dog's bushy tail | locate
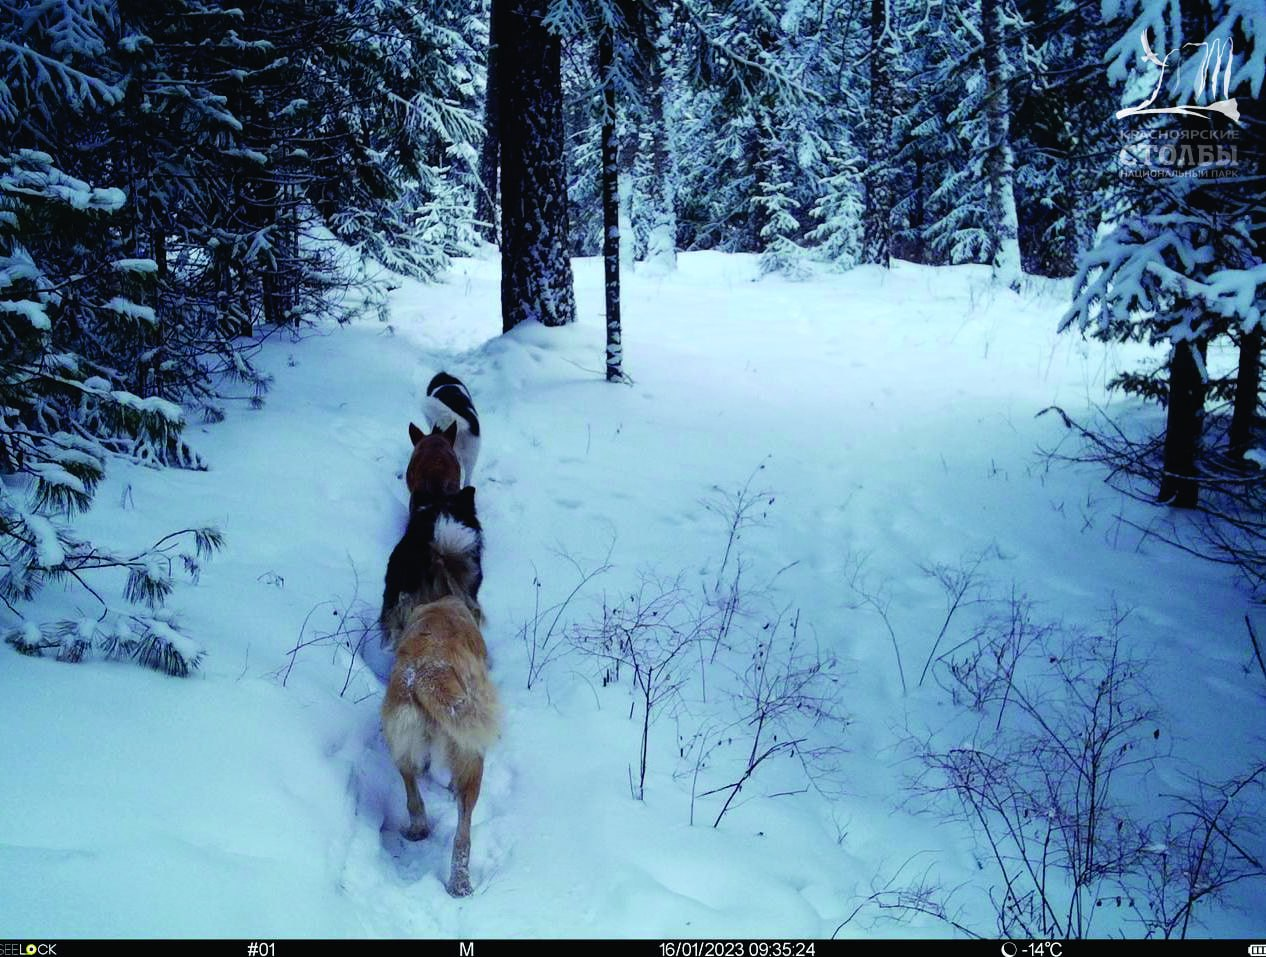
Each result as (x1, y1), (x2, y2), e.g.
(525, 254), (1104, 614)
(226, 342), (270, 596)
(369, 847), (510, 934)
(430, 515), (483, 624)
(411, 638), (502, 756)
(421, 394), (463, 435)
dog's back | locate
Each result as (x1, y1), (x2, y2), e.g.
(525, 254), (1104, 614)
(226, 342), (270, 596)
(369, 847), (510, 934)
(424, 371), (480, 486)
(426, 372), (480, 436)
(381, 487), (483, 648)
(381, 596), (501, 896)
(383, 597), (501, 763)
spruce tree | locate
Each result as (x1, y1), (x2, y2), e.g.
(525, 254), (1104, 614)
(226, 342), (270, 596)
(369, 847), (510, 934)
(1062, 0), (1265, 508)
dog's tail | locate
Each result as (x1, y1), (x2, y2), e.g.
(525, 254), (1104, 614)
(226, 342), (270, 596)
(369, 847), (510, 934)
(406, 603), (502, 755)
(421, 394), (463, 434)
(414, 644), (502, 756)
(430, 515), (483, 624)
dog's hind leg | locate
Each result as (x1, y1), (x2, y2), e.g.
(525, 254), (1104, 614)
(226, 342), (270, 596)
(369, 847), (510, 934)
(400, 770), (431, 841)
(447, 752), (484, 896)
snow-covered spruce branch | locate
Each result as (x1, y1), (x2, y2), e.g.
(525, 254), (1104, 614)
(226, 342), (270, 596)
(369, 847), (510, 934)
(675, 0), (821, 106)
(0, 38), (124, 125)
(1, 508), (223, 676)
(6, 610), (207, 677)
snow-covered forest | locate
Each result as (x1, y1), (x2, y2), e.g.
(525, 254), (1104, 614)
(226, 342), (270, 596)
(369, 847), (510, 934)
(3, 0), (1266, 940)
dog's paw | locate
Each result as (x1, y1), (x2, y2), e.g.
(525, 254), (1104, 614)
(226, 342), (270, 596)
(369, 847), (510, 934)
(402, 823), (431, 842)
(447, 871), (473, 897)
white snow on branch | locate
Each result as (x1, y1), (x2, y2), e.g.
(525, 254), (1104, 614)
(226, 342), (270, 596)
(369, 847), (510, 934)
(105, 297), (158, 325)
(29, 463), (87, 496)
(110, 391), (185, 425)
(113, 258), (159, 274)
(0, 298), (50, 330)
(20, 510), (65, 568)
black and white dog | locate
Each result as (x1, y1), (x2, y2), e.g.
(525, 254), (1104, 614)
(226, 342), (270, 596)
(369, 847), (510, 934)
(423, 372), (480, 488)
(381, 485), (484, 649)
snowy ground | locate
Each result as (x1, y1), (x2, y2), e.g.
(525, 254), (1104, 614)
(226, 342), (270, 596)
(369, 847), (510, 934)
(3, 252), (1263, 938)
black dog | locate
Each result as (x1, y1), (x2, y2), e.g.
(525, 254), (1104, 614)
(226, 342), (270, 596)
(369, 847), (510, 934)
(381, 486), (484, 650)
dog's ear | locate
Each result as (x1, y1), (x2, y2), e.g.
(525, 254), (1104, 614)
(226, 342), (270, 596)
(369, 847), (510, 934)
(441, 421), (459, 447)
(408, 422), (424, 445)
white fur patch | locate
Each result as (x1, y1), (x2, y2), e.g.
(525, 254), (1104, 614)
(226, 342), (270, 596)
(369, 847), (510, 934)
(433, 515), (479, 558)
(421, 395), (465, 433)
(383, 702), (433, 773)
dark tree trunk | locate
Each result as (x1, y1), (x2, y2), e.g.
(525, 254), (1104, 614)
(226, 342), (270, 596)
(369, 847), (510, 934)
(1229, 89), (1266, 462)
(475, 0), (501, 246)
(599, 28), (623, 382)
(747, 116), (770, 253)
(259, 166), (286, 327)
(1062, 6), (1110, 276)
(1230, 328), (1262, 460)
(1157, 1), (1219, 505)
(153, 230), (167, 279)
(861, 0), (893, 265)
(1159, 336), (1208, 508)
(497, 0), (576, 332)
(911, 148), (925, 263)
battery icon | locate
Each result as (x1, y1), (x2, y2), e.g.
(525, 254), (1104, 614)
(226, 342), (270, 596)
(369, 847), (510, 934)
(1248, 945), (1266, 955)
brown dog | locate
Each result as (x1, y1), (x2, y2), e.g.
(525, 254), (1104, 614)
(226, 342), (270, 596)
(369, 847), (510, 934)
(381, 596), (501, 897)
(406, 421), (460, 501)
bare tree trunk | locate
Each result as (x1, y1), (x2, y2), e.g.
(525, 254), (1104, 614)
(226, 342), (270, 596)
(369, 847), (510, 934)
(1063, 6), (1109, 275)
(1229, 86), (1265, 462)
(1156, 1), (1221, 503)
(599, 28), (623, 382)
(497, 0), (576, 331)
(475, 0), (501, 246)
(746, 116), (770, 253)
(980, 0), (1021, 287)
(1230, 328), (1262, 461)
(642, 33), (676, 272)
(617, 125), (637, 269)
(1159, 336), (1207, 508)
(861, 0), (893, 266)
(910, 147), (925, 263)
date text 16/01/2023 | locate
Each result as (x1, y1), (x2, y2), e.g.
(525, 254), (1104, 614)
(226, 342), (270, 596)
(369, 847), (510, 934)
(660, 943), (817, 957)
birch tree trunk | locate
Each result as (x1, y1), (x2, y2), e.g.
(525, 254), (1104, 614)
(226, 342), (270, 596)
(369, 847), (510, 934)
(475, 0), (501, 246)
(642, 27), (676, 273)
(980, 0), (1022, 287)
